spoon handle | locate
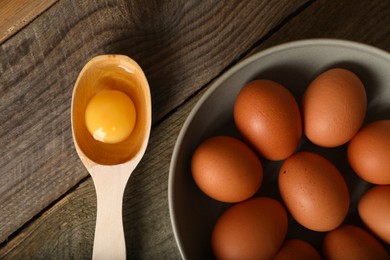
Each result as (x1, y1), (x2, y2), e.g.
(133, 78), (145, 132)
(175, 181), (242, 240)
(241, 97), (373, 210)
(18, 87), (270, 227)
(91, 170), (130, 260)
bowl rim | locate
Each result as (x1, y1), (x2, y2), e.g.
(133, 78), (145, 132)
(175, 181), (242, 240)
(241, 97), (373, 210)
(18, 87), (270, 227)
(167, 38), (390, 259)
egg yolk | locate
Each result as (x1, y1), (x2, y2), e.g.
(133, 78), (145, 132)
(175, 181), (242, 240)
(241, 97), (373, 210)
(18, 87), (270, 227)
(85, 89), (136, 144)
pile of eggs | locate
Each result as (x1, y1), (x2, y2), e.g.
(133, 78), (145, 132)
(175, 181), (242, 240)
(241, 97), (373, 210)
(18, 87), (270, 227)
(191, 68), (390, 259)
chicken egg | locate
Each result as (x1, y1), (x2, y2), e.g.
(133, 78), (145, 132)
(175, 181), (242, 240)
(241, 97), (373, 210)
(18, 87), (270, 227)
(302, 68), (366, 147)
(348, 120), (390, 184)
(323, 224), (389, 259)
(85, 89), (136, 144)
(212, 197), (287, 259)
(274, 239), (321, 260)
(234, 80), (302, 161)
(358, 185), (390, 244)
(191, 136), (263, 203)
(278, 151), (349, 232)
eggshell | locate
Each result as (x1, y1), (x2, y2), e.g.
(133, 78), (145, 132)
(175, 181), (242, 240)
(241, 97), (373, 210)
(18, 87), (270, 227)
(348, 120), (390, 184)
(274, 239), (321, 260)
(212, 197), (288, 259)
(234, 80), (302, 161)
(191, 136), (262, 203)
(302, 68), (367, 147)
(278, 151), (349, 232)
(358, 185), (390, 244)
(323, 224), (389, 260)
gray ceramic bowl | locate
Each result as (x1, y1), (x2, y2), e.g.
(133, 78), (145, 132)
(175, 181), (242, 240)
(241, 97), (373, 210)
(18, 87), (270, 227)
(168, 39), (390, 259)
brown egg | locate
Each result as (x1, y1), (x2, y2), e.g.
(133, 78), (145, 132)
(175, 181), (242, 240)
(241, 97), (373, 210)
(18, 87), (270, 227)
(323, 224), (389, 260)
(358, 185), (390, 244)
(278, 151), (349, 232)
(348, 120), (390, 184)
(191, 136), (262, 203)
(212, 197), (288, 259)
(302, 68), (366, 147)
(274, 239), (321, 260)
(234, 80), (302, 161)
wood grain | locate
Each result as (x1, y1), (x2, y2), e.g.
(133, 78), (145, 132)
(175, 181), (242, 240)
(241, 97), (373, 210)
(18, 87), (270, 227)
(0, 85), (205, 259)
(253, 0), (390, 53)
(1, 0), (389, 258)
(0, 0), (58, 44)
(0, 0), (309, 246)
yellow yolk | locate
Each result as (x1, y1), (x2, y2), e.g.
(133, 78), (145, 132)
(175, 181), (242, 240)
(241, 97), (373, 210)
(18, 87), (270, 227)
(85, 90), (136, 144)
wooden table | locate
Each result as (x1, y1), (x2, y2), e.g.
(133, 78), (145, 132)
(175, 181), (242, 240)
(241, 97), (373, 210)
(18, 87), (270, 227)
(0, 0), (389, 258)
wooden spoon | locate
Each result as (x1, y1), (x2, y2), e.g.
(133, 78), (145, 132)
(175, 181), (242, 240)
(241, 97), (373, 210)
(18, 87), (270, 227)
(71, 55), (151, 259)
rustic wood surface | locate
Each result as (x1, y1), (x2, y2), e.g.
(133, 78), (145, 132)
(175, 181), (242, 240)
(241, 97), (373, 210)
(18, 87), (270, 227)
(0, 0), (58, 44)
(0, 0), (308, 245)
(0, 0), (389, 258)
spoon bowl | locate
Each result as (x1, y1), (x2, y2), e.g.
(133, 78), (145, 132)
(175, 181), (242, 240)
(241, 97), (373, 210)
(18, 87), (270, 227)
(71, 55), (151, 259)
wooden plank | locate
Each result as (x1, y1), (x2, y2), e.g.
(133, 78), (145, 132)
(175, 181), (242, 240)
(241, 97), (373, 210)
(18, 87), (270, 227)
(0, 0), (309, 245)
(253, 0), (390, 53)
(0, 85), (204, 258)
(0, 0), (58, 44)
(1, 0), (389, 258)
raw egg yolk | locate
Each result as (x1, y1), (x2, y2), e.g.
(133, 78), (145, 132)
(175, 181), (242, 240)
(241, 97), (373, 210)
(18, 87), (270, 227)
(85, 89), (136, 144)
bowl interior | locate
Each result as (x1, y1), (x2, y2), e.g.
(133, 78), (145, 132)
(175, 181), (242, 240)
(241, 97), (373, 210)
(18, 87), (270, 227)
(169, 39), (390, 259)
